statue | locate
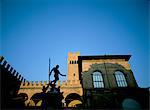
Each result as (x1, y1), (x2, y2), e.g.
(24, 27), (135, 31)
(49, 65), (66, 84)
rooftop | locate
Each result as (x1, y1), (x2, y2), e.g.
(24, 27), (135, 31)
(78, 55), (131, 61)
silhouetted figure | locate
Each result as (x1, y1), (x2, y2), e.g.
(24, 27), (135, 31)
(56, 86), (64, 108)
(41, 82), (50, 110)
(46, 82), (64, 109)
(49, 65), (66, 84)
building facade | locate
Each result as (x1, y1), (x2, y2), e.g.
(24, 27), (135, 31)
(1, 52), (149, 109)
(78, 54), (149, 109)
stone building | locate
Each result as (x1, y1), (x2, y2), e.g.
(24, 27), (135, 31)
(79, 55), (137, 88)
(78, 54), (149, 109)
(1, 52), (149, 109)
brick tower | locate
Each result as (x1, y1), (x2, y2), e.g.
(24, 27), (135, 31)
(67, 52), (80, 81)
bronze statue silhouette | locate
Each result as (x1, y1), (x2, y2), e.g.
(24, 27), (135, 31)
(41, 83), (50, 110)
(49, 65), (66, 84)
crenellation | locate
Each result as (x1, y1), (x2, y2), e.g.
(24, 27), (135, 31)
(12, 70), (16, 76)
(0, 56), (4, 63)
(20, 77), (24, 82)
(21, 82), (24, 86)
(44, 81), (47, 85)
(39, 81), (43, 86)
(9, 67), (13, 73)
(33, 81), (38, 86)
(25, 81), (29, 86)
(18, 74), (21, 80)
(0, 56), (27, 83)
(15, 72), (19, 78)
(29, 81), (33, 86)
(20, 80), (52, 87)
(6, 64), (10, 70)
(2, 60), (7, 67)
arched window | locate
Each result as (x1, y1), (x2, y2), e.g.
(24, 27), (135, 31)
(114, 71), (127, 87)
(92, 71), (104, 88)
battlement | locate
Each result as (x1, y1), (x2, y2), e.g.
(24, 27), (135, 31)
(20, 81), (50, 87)
(0, 55), (82, 91)
(68, 52), (80, 64)
(20, 80), (81, 88)
(0, 56), (27, 82)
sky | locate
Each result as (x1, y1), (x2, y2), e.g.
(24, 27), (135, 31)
(1, 0), (149, 87)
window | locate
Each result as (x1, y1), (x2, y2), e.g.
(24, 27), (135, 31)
(115, 71), (127, 87)
(92, 71), (104, 88)
(70, 60), (78, 64)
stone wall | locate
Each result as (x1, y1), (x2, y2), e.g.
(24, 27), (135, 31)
(18, 79), (83, 106)
(82, 63), (138, 89)
(0, 56), (27, 108)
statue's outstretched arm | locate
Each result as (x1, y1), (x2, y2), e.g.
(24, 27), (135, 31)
(59, 72), (66, 76)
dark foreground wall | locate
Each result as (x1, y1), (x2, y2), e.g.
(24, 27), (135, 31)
(0, 56), (27, 109)
(83, 87), (149, 109)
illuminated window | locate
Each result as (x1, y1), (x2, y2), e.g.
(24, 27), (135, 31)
(93, 71), (104, 88)
(115, 71), (127, 87)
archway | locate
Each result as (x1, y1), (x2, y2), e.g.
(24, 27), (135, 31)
(68, 100), (82, 107)
(30, 93), (42, 106)
(18, 93), (28, 100)
(65, 93), (82, 107)
(122, 98), (141, 110)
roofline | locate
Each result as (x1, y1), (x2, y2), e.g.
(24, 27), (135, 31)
(78, 55), (131, 61)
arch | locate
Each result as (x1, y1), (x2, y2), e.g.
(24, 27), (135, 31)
(30, 93), (43, 106)
(114, 71), (127, 87)
(89, 63), (130, 73)
(68, 100), (82, 107)
(92, 71), (104, 88)
(82, 63), (136, 89)
(36, 100), (42, 106)
(65, 93), (82, 107)
(93, 69), (103, 74)
(18, 93), (28, 101)
(122, 98), (141, 110)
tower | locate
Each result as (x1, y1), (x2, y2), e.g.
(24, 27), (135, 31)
(67, 52), (80, 81)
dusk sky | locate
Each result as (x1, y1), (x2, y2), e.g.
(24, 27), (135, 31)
(1, 0), (149, 87)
